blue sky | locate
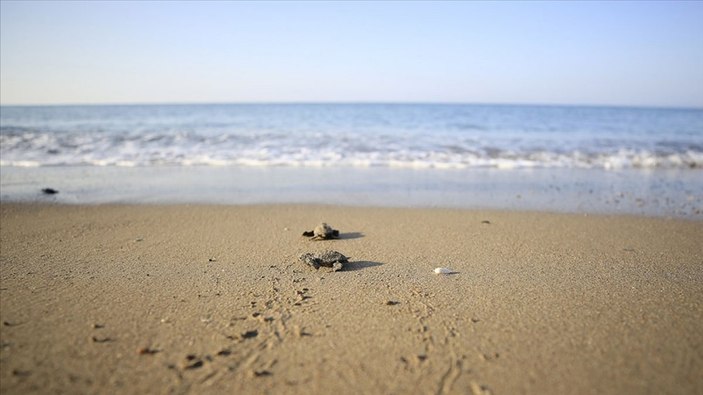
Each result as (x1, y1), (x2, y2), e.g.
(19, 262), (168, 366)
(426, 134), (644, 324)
(1, 1), (702, 107)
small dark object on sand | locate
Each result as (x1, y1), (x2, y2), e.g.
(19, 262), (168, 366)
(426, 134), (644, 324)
(299, 250), (348, 272)
(184, 360), (203, 370)
(302, 223), (340, 240)
(481, 220), (491, 224)
(137, 347), (159, 355)
(41, 188), (59, 195)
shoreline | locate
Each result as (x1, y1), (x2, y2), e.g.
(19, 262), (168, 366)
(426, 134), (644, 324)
(2, 166), (702, 219)
(1, 203), (702, 394)
(2, 200), (703, 222)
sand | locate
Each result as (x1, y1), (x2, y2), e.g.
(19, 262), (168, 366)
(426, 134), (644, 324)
(1, 203), (701, 394)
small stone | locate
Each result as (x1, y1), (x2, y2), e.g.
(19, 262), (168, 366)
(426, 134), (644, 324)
(184, 360), (203, 370)
(137, 347), (158, 355)
(12, 369), (31, 377)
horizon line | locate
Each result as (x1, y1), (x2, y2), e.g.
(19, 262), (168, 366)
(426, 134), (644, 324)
(1, 100), (701, 111)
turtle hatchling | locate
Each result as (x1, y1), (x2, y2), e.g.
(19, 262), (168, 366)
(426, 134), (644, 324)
(302, 222), (340, 240)
(299, 250), (349, 272)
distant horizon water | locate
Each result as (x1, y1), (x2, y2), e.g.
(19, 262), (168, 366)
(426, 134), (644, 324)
(2, 101), (702, 111)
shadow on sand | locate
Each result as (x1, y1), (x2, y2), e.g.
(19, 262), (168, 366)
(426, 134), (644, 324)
(343, 261), (383, 271)
(338, 232), (364, 240)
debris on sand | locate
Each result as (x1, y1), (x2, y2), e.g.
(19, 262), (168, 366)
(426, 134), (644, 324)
(41, 188), (59, 195)
(299, 250), (348, 272)
(434, 267), (453, 274)
(137, 347), (159, 355)
(302, 223), (340, 240)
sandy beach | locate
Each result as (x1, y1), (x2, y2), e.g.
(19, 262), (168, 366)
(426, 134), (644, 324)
(1, 203), (701, 394)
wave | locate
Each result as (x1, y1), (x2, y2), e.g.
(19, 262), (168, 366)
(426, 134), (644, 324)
(1, 130), (701, 169)
(2, 102), (702, 170)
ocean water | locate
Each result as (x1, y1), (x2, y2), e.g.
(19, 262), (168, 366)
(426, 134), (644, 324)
(2, 103), (702, 169)
(1, 104), (702, 217)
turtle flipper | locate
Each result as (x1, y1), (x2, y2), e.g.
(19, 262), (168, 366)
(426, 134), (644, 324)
(332, 230), (340, 238)
(302, 230), (314, 237)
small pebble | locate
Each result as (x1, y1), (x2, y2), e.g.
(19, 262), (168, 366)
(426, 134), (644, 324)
(434, 267), (452, 274)
(184, 360), (203, 370)
(137, 347), (158, 355)
(12, 369), (31, 377)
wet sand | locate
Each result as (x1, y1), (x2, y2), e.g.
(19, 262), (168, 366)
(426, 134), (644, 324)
(1, 203), (701, 394)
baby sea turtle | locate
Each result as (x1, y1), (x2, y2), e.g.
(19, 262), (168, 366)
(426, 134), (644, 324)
(302, 223), (340, 240)
(299, 250), (349, 272)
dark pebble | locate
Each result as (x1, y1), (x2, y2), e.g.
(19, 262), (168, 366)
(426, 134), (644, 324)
(185, 360), (203, 370)
(138, 347), (159, 355)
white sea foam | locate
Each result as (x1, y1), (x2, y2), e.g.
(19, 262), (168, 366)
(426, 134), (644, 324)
(1, 104), (701, 170)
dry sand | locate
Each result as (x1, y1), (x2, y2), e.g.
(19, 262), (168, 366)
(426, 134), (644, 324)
(1, 203), (701, 394)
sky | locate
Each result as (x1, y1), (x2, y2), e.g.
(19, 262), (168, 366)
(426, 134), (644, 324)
(1, 1), (702, 107)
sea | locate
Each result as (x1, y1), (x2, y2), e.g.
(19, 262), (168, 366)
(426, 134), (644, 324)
(1, 103), (702, 218)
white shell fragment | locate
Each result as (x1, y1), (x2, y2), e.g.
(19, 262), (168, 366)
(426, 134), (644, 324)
(434, 267), (452, 274)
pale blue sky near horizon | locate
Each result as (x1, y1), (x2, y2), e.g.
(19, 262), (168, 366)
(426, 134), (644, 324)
(1, 1), (702, 108)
